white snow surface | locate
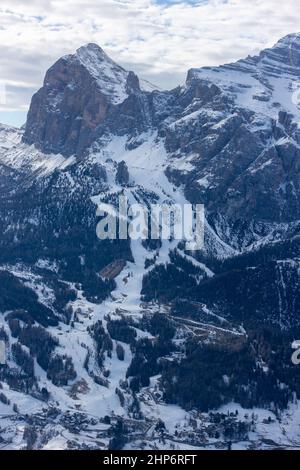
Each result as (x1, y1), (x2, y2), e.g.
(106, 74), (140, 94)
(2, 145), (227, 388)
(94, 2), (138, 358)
(1, 36), (300, 449)
(0, 129), (299, 450)
(188, 33), (300, 122)
(75, 44), (130, 105)
(0, 124), (75, 175)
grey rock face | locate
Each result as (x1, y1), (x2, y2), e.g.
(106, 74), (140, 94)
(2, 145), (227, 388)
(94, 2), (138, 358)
(22, 35), (300, 229)
(23, 44), (142, 156)
(163, 34), (300, 226)
(1, 36), (300, 442)
(21, 34), (300, 237)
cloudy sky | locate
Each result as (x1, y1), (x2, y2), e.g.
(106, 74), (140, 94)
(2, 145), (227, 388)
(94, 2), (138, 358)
(0, 0), (299, 127)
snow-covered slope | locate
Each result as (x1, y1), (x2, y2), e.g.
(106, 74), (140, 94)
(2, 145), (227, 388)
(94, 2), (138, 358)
(0, 124), (22, 153)
(187, 33), (300, 120)
(74, 43), (131, 105)
(0, 33), (300, 451)
(0, 125), (75, 177)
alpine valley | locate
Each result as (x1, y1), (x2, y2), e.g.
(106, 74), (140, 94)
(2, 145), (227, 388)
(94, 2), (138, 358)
(0, 33), (300, 450)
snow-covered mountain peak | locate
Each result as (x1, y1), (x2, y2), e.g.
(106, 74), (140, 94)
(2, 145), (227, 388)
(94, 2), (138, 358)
(74, 43), (131, 105)
(257, 32), (300, 72)
(186, 34), (300, 121)
(274, 32), (300, 51)
(77, 42), (107, 57)
(1, 33), (300, 451)
(23, 43), (142, 155)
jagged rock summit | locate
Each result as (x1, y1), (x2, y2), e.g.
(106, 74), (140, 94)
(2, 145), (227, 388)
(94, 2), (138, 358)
(23, 43), (141, 155)
(187, 32), (300, 119)
(24, 34), (300, 158)
(20, 34), (300, 226)
(0, 33), (300, 450)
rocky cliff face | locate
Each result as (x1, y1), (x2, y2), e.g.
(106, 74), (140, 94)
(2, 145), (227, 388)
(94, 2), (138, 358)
(12, 34), (300, 304)
(23, 44), (142, 156)
(0, 34), (300, 450)
(164, 33), (300, 226)
(23, 36), (300, 227)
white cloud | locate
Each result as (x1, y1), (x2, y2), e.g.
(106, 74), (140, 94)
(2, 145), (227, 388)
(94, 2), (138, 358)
(0, 0), (299, 126)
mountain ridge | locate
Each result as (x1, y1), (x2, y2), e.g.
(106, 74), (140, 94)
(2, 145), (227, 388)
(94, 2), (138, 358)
(0, 33), (299, 450)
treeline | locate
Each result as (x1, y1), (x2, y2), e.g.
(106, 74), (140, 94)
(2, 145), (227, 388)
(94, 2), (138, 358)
(161, 327), (300, 412)
(141, 251), (198, 302)
(0, 271), (58, 327)
(126, 313), (176, 392)
(141, 243), (300, 329)
(89, 320), (113, 368)
(8, 324), (76, 387)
